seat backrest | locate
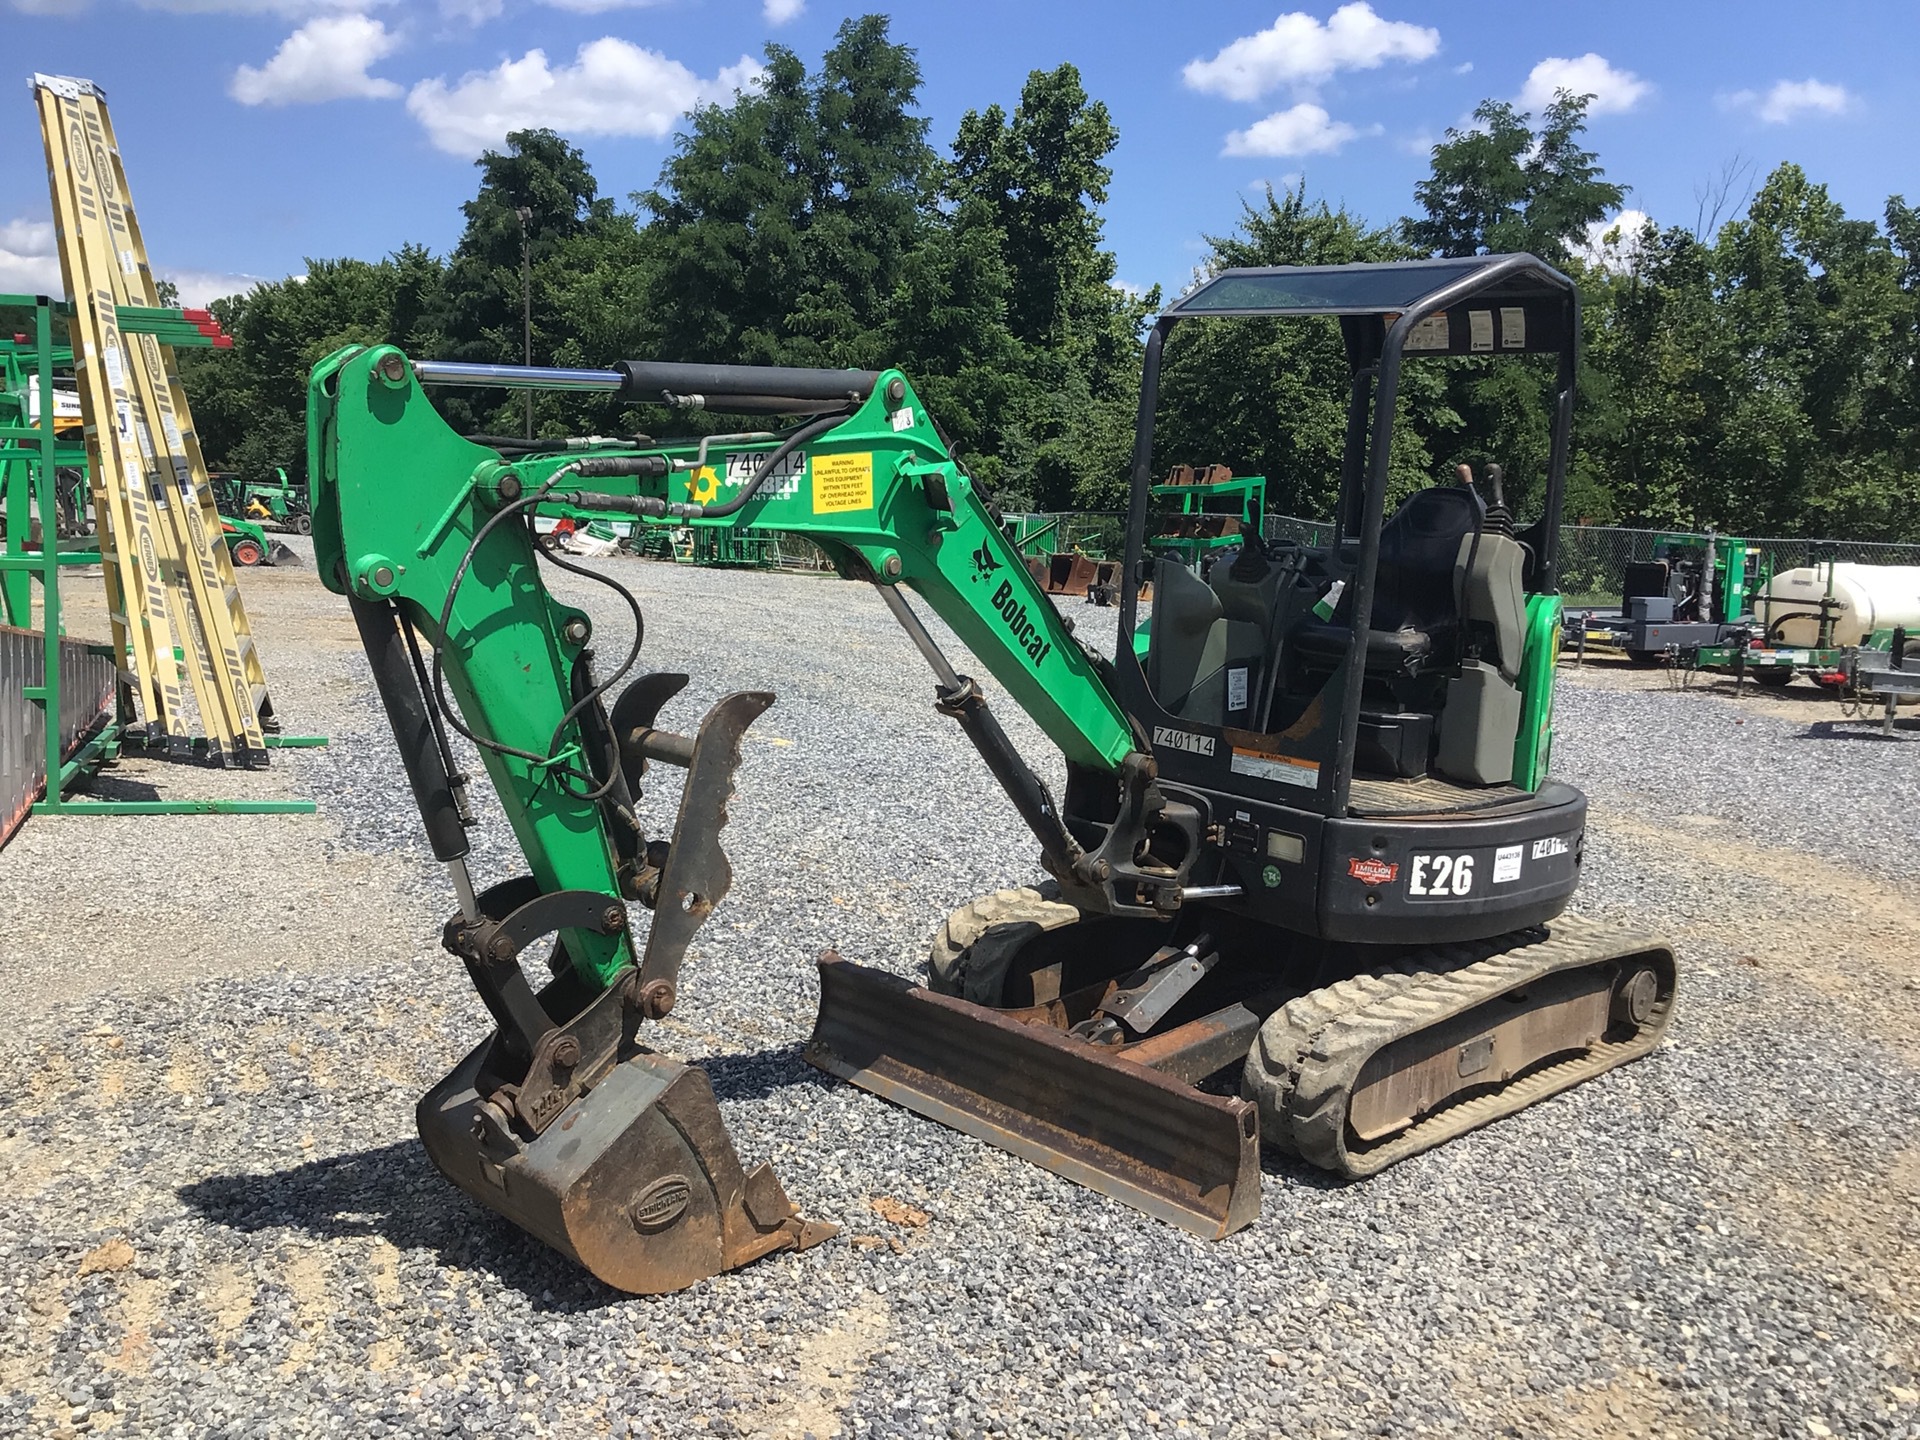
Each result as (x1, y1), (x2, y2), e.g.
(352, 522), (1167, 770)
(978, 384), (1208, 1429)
(1210, 546), (1287, 627)
(1454, 532), (1528, 683)
(1147, 559), (1226, 712)
(1371, 486), (1484, 639)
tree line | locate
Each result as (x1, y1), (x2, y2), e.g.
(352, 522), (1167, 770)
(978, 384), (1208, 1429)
(158, 15), (1920, 543)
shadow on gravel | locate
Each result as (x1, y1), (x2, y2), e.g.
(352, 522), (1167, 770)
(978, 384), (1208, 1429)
(74, 771), (164, 801)
(178, 1142), (632, 1311)
(176, 1045), (836, 1310)
(697, 1040), (839, 1101)
(1796, 719), (1918, 741)
(1256, 1150), (1352, 1190)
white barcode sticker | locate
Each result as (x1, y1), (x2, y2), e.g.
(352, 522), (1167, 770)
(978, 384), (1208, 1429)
(725, 449), (806, 498)
(1493, 844), (1523, 883)
(1227, 666), (1249, 711)
(890, 406), (914, 431)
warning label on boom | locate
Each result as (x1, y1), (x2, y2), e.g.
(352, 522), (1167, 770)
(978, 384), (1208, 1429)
(812, 452), (874, 513)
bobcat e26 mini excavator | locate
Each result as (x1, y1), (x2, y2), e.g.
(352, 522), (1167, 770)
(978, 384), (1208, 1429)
(306, 253), (1676, 1295)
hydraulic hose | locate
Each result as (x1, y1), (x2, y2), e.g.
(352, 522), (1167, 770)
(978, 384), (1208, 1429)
(699, 412), (846, 519)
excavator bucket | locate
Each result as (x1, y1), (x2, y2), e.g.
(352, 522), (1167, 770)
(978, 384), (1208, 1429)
(411, 686), (834, 1293)
(806, 955), (1263, 1239)
(418, 1040), (831, 1294)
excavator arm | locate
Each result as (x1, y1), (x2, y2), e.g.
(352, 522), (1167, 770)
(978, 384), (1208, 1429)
(303, 346), (1185, 1293)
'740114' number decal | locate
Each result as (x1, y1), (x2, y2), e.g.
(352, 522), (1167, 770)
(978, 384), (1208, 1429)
(1409, 854), (1474, 896)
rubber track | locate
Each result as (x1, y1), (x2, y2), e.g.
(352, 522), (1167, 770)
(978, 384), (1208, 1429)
(926, 884), (1079, 1000)
(1245, 913), (1676, 1177)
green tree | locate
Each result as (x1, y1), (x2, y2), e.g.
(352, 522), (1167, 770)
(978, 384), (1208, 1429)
(1407, 94), (1624, 265)
(937, 64), (1154, 509)
(182, 251), (445, 484)
(642, 16), (932, 370)
(1405, 92), (1626, 522)
(431, 128), (623, 435)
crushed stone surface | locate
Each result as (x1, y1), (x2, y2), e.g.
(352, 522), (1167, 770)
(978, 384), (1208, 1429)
(2, 544), (1916, 1439)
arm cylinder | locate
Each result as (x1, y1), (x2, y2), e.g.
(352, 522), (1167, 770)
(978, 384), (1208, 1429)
(348, 593), (471, 862)
(617, 361), (878, 405)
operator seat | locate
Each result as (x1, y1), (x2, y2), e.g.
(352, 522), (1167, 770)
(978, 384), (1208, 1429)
(1290, 484), (1485, 675)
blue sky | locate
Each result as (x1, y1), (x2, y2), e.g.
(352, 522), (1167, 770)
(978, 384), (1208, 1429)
(3, 1), (1914, 307)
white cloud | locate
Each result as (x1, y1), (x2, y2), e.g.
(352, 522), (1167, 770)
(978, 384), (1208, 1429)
(1223, 103), (1374, 157)
(0, 216), (265, 306)
(1184, 3), (1439, 102)
(438, 0), (500, 22)
(1723, 78), (1854, 125)
(406, 39), (763, 157)
(1517, 54), (1650, 116)
(1577, 208), (1653, 271)
(160, 267), (269, 306)
(137, 0), (391, 13)
(0, 217), (64, 296)
(230, 15), (402, 106)
(1452, 61), (1473, 76)
(764, 0), (803, 22)
(11, 0), (90, 15)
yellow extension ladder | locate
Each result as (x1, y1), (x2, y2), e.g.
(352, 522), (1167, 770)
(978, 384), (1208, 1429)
(33, 72), (274, 766)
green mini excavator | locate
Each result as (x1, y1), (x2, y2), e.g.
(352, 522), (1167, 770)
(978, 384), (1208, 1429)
(306, 254), (1676, 1294)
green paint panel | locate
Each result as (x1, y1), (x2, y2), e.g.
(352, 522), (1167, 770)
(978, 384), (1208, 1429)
(1511, 593), (1563, 791)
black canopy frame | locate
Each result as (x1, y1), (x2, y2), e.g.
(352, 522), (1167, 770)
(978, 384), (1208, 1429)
(1114, 253), (1581, 817)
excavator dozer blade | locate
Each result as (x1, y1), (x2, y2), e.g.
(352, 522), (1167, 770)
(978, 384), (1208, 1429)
(418, 1039), (834, 1295)
(806, 953), (1262, 1240)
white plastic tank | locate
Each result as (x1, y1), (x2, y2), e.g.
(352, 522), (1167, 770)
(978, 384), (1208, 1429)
(1759, 564), (1920, 647)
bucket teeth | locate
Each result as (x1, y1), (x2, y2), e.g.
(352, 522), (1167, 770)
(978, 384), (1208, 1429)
(417, 1040), (834, 1295)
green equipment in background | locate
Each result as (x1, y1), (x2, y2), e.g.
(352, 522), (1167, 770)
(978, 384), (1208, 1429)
(1147, 466), (1267, 573)
(0, 292), (320, 831)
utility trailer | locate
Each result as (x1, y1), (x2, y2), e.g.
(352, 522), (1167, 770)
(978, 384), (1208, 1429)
(1838, 629), (1919, 734)
(1574, 531), (1770, 662)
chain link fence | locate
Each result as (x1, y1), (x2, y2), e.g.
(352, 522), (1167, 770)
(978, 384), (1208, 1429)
(1552, 527), (1920, 609)
(1007, 509), (1920, 612)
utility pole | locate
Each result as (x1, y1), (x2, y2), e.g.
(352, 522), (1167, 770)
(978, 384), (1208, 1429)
(515, 206), (533, 439)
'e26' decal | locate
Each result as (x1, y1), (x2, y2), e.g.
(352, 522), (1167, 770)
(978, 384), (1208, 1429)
(1409, 854), (1474, 896)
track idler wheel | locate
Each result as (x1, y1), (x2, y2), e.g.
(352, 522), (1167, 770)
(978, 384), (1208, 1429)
(418, 1040), (834, 1295)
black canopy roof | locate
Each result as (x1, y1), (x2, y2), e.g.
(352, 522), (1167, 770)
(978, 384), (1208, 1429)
(1163, 253), (1575, 320)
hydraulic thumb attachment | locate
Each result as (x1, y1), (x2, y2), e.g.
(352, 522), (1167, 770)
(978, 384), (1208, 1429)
(322, 434), (834, 1291)
(406, 676), (835, 1293)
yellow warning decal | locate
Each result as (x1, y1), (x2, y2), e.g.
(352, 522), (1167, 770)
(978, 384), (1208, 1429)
(811, 452), (874, 514)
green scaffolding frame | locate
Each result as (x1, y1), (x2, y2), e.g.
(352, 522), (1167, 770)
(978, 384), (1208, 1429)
(0, 292), (321, 818)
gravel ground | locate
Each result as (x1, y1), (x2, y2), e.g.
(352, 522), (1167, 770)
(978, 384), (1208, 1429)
(2, 542), (1917, 1440)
